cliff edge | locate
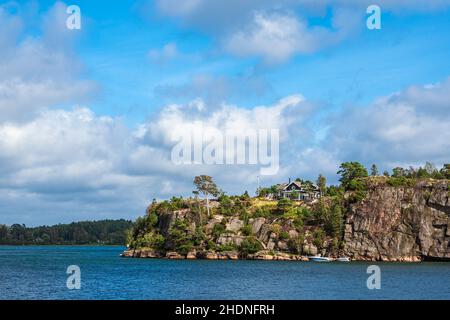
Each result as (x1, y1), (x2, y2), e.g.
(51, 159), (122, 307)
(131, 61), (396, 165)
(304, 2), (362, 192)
(344, 180), (450, 261)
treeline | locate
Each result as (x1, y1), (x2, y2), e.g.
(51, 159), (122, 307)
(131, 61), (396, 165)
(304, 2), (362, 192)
(0, 219), (132, 245)
(386, 163), (450, 179)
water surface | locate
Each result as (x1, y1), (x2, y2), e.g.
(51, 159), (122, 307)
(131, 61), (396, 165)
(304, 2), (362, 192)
(1, 246), (449, 300)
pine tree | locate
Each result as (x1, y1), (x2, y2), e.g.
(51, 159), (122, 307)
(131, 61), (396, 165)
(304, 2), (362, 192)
(370, 164), (378, 176)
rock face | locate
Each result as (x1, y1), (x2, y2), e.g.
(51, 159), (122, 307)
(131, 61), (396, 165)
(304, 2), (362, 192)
(217, 234), (245, 246)
(226, 218), (244, 233)
(344, 180), (450, 261)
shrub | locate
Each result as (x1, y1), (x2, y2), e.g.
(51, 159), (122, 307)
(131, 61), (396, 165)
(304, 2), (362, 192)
(271, 224), (281, 235)
(170, 196), (187, 210)
(287, 235), (304, 254)
(239, 237), (263, 255)
(293, 216), (304, 229)
(386, 176), (415, 187)
(313, 229), (325, 249)
(279, 230), (289, 241)
(218, 195), (234, 216)
(312, 199), (328, 222)
(327, 185), (344, 197)
(167, 220), (194, 254)
(141, 232), (165, 249)
(240, 224), (252, 236)
(217, 243), (237, 252)
(212, 222), (226, 239)
(193, 227), (206, 246)
(276, 198), (293, 215)
(206, 240), (217, 251)
(254, 205), (273, 218)
(297, 206), (312, 218)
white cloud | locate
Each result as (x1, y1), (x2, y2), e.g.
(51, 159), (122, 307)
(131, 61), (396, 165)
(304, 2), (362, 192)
(0, 95), (309, 225)
(225, 12), (309, 63)
(224, 11), (358, 63)
(153, 0), (450, 62)
(0, 3), (97, 123)
(1, 76), (449, 225)
(323, 78), (450, 170)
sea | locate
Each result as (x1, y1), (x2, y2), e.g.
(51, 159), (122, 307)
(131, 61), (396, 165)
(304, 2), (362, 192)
(0, 245), (449, 300)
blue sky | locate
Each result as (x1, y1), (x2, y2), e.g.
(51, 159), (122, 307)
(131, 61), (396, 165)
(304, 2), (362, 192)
(1, 0), (449, 225)
(18, 0), (450, 121)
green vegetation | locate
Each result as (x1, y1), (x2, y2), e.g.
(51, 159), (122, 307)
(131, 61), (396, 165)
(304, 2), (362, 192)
(239, 237), (262, 255)
(279, 230), (289, 241)
(390, 162), (449, 180)
(287, 234), (304, 254)
(337, 162), (368, 189)
(276, 197), (293, 215)
(370, 164), (378, 177)
(217, 243), (237, 252)
(316, 174), (327, 196)
(125, 161), (449, 258)
(0, 219), (132, 245)
(253, 205), (273, 218)
(312, 229), (325, 249)
(240, 224), (252, 236)
(166, 220), (194, 255)
(212, 222), (226, 238)
(194, 175), (220, 216)
(257, 185), (278, 197)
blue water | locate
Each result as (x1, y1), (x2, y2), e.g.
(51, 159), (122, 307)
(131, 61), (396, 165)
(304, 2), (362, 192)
(0, 246), (449, 300)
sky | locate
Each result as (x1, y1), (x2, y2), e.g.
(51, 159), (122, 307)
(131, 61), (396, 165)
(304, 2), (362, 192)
(0, 0), (449, 226)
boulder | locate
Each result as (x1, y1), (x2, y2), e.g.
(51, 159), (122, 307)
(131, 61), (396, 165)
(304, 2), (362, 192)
(204, 215), (224, 235)
(303, 244), (318, 256)
(251, 217), (266, 235)
(251, 251), (274, 260)
(225, 251), (239, 260)
(166, 252), (185, 259)
(267, 239), (276, 250)
(186, 251), (197, 259)
(217, 234), (245, 246)
(288, 229), (299, 239)
(205, 252), (218, 260)
(277, 241), (288, 251)
(257, 224), (272, 243)
(226, 218), (244, 233)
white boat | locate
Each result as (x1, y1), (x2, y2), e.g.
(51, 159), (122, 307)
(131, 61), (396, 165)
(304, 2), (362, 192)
(336, 257), (350, 262)
(308, 256), (332, 262)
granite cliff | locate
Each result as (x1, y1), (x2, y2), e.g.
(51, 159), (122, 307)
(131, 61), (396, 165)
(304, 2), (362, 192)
(343, 180), (450, 261)
(123, 178), (450, 262)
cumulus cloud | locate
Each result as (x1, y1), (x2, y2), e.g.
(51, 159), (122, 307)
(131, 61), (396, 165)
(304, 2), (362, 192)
(0, 95), (311, 225)
(0, 3), (97, 123)
(321, 78), (450, 171)
(1, 1), (449, 226)
(1, 76), (449, 225)
(225, 10), (359, 63)
(153, 0), (450, 63)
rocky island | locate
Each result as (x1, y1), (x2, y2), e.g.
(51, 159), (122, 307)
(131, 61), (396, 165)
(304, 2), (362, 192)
(123, 163), (450, 262)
